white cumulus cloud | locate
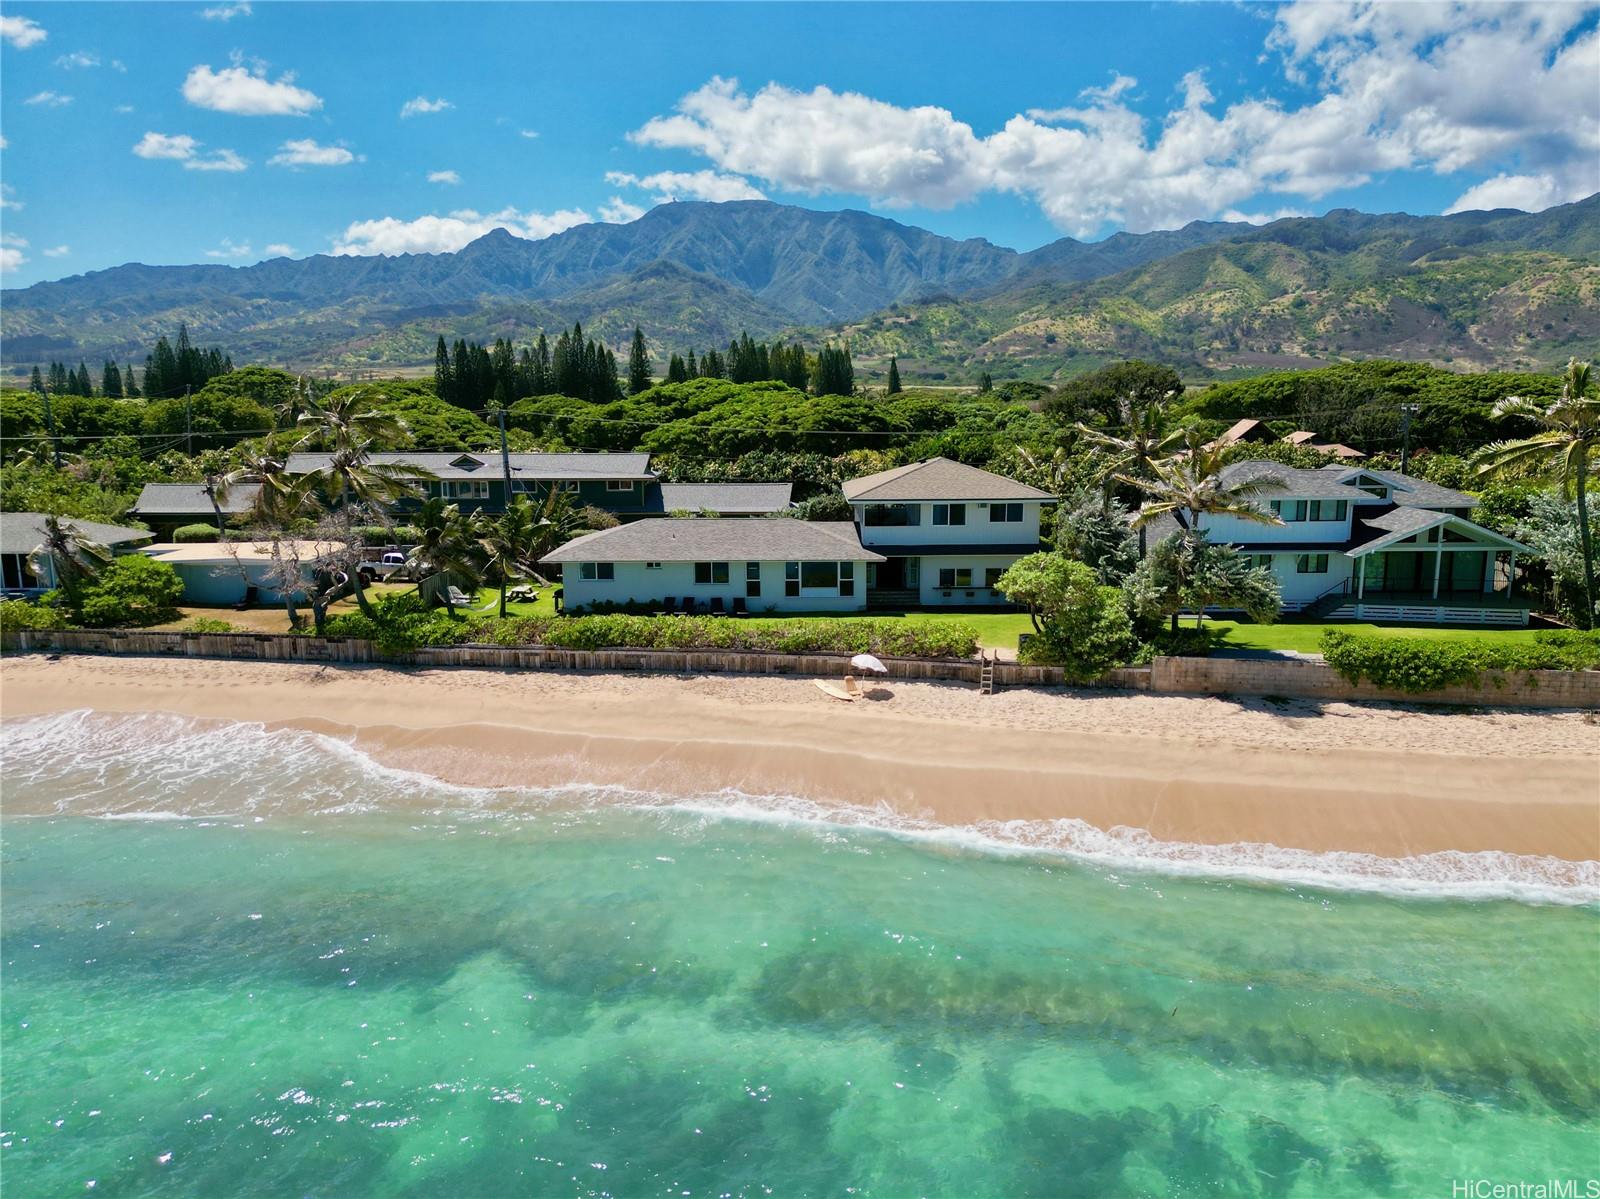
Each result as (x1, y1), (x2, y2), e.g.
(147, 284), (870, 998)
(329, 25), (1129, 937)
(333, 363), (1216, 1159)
(599, 197), (646, 224)
(54, 50), (99, 69)
(133, 131), (247, 172)
(24, 91), (73, 108)
(201, 1), (252, 20)
(605, 168), (766, 204)
(331, 206), (592, 255)
(1, 232), (28, 273)
(1, 15), (47, 49)
(400, 96), (452, 119)
(427, 169), (461, 185)
(1, 183), (22, 210)
(518, 129), (539, 139)
(205, 237), (252, 258)
(42, 244), (70, 257)
(263, 243), (296, 257)
(630, 3), (1600, 235)
(183, 63), (322, 116)
(269, 138), (357, 167)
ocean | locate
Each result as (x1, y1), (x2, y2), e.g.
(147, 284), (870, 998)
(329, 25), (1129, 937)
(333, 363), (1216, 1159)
(3, 711), (1597, 1197)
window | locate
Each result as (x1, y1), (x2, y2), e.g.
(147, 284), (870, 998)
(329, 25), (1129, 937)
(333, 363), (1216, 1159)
(449, 454), (483, 471)
(989, 503), (1023, 523)
(1247, 554), (1274, 569)
(746, 561), (761, 598)
(694, 562), (729, 585)
(801, 561), (838, 590)
(579, 562), (614, 581)
(1271, 499), (1309, 522)
(645, 561), (662, 571)
(448, 480), (490, 500)
(605, 480), (632, 492)
(1309, 499), (1348, 521)
(985, 567), (1005, 589)
(785, 561), (800, 597)
(839, 561), (854, 598)
(557, 481), (580, 494)
(863, 504), (921, 527)
(1295, 554), (1329, 574)
(932, 503), (966, 526)
(939, 567), (973, 588)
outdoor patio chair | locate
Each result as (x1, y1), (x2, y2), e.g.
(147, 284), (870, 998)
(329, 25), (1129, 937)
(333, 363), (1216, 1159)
(709, 597), (726, 615)
(731, 597), (749, 617)
(681, 597), (698, 615)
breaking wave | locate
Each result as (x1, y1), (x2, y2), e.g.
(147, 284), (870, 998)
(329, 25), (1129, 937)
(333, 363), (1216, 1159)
(3, 710), (1595, 905)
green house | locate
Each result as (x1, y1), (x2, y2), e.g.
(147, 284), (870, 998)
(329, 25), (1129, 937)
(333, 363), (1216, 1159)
(283, 451), (657, 518)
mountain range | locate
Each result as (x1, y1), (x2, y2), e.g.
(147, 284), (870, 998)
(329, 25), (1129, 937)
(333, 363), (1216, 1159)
(4, 195), (1596, 382)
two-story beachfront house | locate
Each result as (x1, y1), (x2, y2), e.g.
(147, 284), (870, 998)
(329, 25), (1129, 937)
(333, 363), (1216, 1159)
(842, 458), (1054, 607)
(541, 519), (884, 613)
(1149, 462), (1534, 625)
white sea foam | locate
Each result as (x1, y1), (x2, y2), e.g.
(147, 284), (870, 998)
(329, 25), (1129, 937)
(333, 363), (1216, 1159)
(4, 711), (1595, 905)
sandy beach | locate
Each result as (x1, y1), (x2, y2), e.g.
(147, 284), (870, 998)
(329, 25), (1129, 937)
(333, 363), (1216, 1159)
(2, 653), (1596, 862)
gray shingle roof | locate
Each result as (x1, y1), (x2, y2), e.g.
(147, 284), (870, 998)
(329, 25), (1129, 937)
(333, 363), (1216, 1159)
(283, 451), (654, 482)
(1318, 465), (1477, 509)
(541, 519), (884, 564)
(130, 482), (262, 516)
(843, 458), (1052, 502)
(0, 513), (152, 555)
(653, 482), (793, 514)
(1217, 460), (1371, 499)
(1363, 506), (1445, 535)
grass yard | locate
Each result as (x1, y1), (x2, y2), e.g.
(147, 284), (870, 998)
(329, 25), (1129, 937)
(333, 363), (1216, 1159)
(1204, 619), (1554, 654)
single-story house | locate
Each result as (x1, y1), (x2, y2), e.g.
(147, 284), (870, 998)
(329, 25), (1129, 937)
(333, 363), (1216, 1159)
(644, 482), (794, 516)
(541, 519), (884, 613)
(1143, 461), (1534, 625)
(141, 540), (344, 606)
(129, 482), (263, 539)
(1, 513), (153, 595)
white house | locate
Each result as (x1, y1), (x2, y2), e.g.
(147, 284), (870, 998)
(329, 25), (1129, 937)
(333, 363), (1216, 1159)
(842, 458), (1053, 607)
(1, 513), (153, 596)
(141, 540), (342, 606)
(1149, 462), (1534, 625)
(541, 519), (884, 614)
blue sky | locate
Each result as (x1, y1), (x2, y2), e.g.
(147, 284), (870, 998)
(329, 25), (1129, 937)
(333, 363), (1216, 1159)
(1, 1), (1596, 286)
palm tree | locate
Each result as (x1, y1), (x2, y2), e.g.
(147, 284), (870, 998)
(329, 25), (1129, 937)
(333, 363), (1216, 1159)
(1075, 392), (1186, 554)
(292, 387), (429, 616)
(1121, 428), (1287, 539)
(405, 498), (482, 614)
(474, 496), (542, 618)
(28, 516), (112, 611)
(1473, 358), (1599, 627)
(526, 485), (585, 577)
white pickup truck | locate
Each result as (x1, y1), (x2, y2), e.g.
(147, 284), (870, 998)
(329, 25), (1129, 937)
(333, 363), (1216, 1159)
(357, 551), (410, 584)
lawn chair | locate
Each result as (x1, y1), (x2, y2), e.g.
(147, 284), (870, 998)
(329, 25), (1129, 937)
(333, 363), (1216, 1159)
(445, 585), (496, 612)
(730, 597), (749, 617)
(680, 597), (698, 615)
(709, 597), (726, 616)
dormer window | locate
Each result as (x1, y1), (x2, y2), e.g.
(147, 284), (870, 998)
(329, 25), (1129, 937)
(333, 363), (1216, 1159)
(450, 454), (484, 471)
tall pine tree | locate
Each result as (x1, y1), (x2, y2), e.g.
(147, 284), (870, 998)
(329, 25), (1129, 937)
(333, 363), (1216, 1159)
(886, 355), (902, 394)
(627, 326), (651, 394)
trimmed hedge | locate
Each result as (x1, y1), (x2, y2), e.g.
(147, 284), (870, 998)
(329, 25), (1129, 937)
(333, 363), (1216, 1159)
(0, 599), (71, 632)
(324, 597), (981, 659)
(1320, 629), (1600, 693)
(172, 523), (221, 542)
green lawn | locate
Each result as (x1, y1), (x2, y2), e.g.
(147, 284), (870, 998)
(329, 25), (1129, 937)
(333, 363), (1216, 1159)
(473, 587), (1543, 656)
(1204, 619), (1551, 654)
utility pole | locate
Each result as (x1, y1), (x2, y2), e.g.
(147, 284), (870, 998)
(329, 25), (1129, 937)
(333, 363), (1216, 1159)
(1398, 403), (1419, 475)
(495, 406), (514, 506)
(184, 385), (193, 457)
(41, 384), (61, 468)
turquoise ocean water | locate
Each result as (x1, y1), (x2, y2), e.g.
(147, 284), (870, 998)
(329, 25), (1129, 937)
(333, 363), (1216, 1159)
(2, 711), (1597, 1197)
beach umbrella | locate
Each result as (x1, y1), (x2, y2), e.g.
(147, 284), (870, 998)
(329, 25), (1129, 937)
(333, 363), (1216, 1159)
(850, 653), (888, 674)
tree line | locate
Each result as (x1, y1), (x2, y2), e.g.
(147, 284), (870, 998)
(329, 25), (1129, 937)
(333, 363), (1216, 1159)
(663, 334), (853, 396)
(434, 322), (622, 410)
(30, 323), (233, 401)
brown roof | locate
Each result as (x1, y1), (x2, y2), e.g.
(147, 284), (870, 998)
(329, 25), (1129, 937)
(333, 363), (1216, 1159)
(842, 458), (1052, 502)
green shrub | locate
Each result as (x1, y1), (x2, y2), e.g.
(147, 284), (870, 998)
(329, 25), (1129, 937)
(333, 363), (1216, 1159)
(172, 523), (220, 543)
(183, 617), (236, 633)
(323, 591), (472, 653)
(1320, 629), (1600, 693)
(76, 556), (185, 627)
(0, 599), (72, 632)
